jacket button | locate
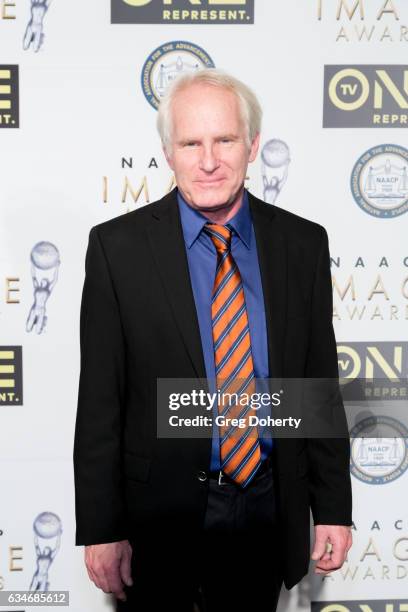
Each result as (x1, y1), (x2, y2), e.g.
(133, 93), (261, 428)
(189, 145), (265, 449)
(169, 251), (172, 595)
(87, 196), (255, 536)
(197, 471), (207, 482)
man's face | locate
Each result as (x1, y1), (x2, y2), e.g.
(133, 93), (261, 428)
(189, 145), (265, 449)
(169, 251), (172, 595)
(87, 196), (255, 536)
(164, 83), (260, 212)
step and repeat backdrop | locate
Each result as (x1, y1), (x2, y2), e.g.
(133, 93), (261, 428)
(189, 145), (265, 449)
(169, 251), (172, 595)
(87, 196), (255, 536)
(0, 1), (407, 611)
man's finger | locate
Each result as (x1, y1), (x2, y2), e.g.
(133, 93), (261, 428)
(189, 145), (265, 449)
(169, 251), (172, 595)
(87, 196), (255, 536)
(85, 565), (96, 584)
(84, 541), (132, 599)
(105, 564), (127, 602)
(119, 547), (133, 587)
(91, 563), (111, 594)
(314, 543), (347, 573)
(84, 551), (99, 586)
(311, 530), (328, 561)
(315, 558), (342, 573)
(327, 548), (344, 569)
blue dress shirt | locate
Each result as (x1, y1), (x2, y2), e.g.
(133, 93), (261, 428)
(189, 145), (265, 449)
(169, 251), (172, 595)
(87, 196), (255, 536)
(177, 188), (273, 471)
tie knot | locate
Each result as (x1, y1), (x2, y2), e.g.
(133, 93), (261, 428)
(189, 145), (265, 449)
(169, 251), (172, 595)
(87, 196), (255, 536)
(203, 223), (232, 255)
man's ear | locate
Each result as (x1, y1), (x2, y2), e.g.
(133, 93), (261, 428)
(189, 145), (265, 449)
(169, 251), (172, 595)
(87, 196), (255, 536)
(248, 132), (260, 163)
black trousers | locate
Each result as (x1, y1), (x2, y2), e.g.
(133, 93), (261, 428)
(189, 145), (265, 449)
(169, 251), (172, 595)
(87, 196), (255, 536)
(199, 462), (282, 612)
(117, 463), (282, 612)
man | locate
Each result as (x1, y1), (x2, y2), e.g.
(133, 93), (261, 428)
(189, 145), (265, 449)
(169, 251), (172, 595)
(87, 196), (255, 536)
(73, 69), (352, 612)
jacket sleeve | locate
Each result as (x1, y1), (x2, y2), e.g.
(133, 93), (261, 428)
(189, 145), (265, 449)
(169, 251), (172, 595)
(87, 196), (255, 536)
(305, 226), (352, 526)
(73, 226), (128, 545)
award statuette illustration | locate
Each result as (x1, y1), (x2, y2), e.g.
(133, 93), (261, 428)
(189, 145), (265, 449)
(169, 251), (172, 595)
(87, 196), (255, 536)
(261, 138), (291, 205)
(29, 512), (62, 591)
(26, 241), (60, 335)
(23, 0), (52, 53)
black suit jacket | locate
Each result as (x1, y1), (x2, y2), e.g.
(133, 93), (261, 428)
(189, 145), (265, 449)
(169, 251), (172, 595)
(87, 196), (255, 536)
(73, 188), (352, 589)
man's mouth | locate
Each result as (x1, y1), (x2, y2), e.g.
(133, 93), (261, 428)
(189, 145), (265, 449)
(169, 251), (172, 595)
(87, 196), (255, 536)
(196, 178), (226, 186)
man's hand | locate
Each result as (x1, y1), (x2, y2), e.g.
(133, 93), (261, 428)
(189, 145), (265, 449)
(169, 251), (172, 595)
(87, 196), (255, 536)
(311, 525), (352, 574)
(85, 540), (133, 602)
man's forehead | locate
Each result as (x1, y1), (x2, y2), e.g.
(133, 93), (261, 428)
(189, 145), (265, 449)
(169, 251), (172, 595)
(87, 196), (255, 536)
(172, 87), (241, 125)
(172, 82), (239, 108)
(173, 121), (241, 139)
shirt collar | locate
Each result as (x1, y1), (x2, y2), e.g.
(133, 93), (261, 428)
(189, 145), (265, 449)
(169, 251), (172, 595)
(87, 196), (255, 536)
(227, 190), (251, 249)
(176, 188), (252, 250)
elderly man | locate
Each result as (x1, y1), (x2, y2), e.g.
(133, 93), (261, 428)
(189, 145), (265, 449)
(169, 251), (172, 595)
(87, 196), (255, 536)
(73, 69), (352, 612)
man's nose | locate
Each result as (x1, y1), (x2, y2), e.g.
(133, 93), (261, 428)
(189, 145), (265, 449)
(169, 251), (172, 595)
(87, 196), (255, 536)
(199, 144), (219, 172)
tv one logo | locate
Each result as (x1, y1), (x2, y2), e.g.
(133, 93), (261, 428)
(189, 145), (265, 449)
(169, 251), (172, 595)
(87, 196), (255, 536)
(111, 0), (254, 23)
(311, 601), (408, 612)
(0, 346), (23, 405)
(337, 342), (407, 380)
(0, 65), (19, 128)
(323, 65), (408, 127)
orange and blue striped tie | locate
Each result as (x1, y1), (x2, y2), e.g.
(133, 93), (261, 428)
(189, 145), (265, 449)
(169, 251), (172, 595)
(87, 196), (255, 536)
(204, 222), (262, 488)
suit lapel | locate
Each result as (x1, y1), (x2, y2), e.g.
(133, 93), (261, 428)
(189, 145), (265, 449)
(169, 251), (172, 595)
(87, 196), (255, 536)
(146, 190), (207, 379)
(249, 192), (287, 379)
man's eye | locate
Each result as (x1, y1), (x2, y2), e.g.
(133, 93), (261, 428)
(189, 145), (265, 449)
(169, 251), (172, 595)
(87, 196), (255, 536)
(185, 142), (198, 147)
(221, 138), (232, 144)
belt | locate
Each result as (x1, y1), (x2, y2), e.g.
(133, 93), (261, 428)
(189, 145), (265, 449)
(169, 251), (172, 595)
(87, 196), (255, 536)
(209, 455), (273, 486)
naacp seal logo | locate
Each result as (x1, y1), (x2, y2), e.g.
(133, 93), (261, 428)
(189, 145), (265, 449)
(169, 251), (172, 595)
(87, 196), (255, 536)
(350, 416), (408, 485)
(351, 144), (408, 218)
(141, 41), (215, 110)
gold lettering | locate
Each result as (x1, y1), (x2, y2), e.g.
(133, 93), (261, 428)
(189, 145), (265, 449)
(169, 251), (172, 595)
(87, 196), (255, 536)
(337, 345), (361, 379)
(5, 278), (19, 303)
(346, 305), (366, 320)
(123, 0), (151, 6)
(336, 0), (364, 20)
(336, 26), (350, 41)
(402, 276), (408, 299)
(390, 305), (399, 319)
(380, 25), (394, 40)
(360, 538), (381, 562)
(329, 68), (370, 110)
(371, 305), (384, 320)
(377, 0), (399, 20)
(333, 305), (341, 320)
(368, 275), (389, 300)
(357, 25), (375, 40)
(1, 1), (16, 19)
(362, 566), (376, 580)
(394, 537), (408, 561)
(162, 0), (247, 3)
(122, 176), (150, 204)
(366, 345), (402, 379)
(397, 565), (408, 579)
(374, 70), (408, 108)
(382, 565), (390, 579)
(9, 546), (23, 571)
(332, 275), (356, 300)
(340, 564), (359, 580)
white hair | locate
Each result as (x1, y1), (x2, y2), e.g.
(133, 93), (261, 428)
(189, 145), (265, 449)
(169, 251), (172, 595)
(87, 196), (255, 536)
(156, 68), (262, 152)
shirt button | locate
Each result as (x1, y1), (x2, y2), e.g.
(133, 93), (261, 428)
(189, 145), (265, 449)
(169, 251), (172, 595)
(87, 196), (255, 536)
(197, 471), (207, 482)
